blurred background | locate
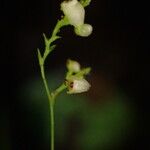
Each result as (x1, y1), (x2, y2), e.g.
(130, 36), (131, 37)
(0, 0), (149, 150)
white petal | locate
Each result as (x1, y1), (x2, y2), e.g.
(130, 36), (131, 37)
(68, 79), (91, 94)
(61, 0), (85, 26)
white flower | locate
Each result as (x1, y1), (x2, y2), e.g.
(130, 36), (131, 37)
(67, 59), (81, 73)
(61, 0), (85, 27)
(61, 0), (93, 37)
(75, 23), (93, 37)
(66, 78), (91, 94)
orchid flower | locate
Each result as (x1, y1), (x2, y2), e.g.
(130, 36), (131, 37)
(61, 0), (93, 37)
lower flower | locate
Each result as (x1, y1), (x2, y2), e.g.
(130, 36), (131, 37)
(66, 78), (91, 94)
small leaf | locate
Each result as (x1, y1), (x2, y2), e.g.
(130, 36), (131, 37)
(43, 45), (56, 61)
(80, 0), (91, 7)
(75, 67), (91, 78)
(37, 49), (43, 65)
(82, 67), (91, 74)
(50, 36), (61, 43)
(43, 33), (50, 45)
(50, 45), (56, 52)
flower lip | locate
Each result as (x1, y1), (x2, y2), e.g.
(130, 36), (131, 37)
(66, 78), (91, 94)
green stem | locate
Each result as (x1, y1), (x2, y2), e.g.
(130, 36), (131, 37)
(50, 98), (55, 150)
(52, 16), (69, 37)
(53, 83), (67, 99)
(40, 63), (54, 150)
(40, 64), (52, 99)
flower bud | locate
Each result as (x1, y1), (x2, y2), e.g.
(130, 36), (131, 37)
(66, 78), (91, 94)
(75, 23), (93, 37)
(61, 0), (85, 26)
(67, 59), (81, 73)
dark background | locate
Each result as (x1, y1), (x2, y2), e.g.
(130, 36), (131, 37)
(0, 0), (149, 150)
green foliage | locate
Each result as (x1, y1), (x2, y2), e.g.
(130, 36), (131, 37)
(37, 48), (43, 65)
(38, 17), (69, 65)
(75, 67), (91, 78)
(80, 0), (92, 7)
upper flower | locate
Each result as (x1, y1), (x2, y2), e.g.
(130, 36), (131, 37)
(61, 0), (85, 27)
(61, 0), (93, 37)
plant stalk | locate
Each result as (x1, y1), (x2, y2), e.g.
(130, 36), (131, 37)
(50, 99), (55, 150)
(40, 63), (55, 150)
